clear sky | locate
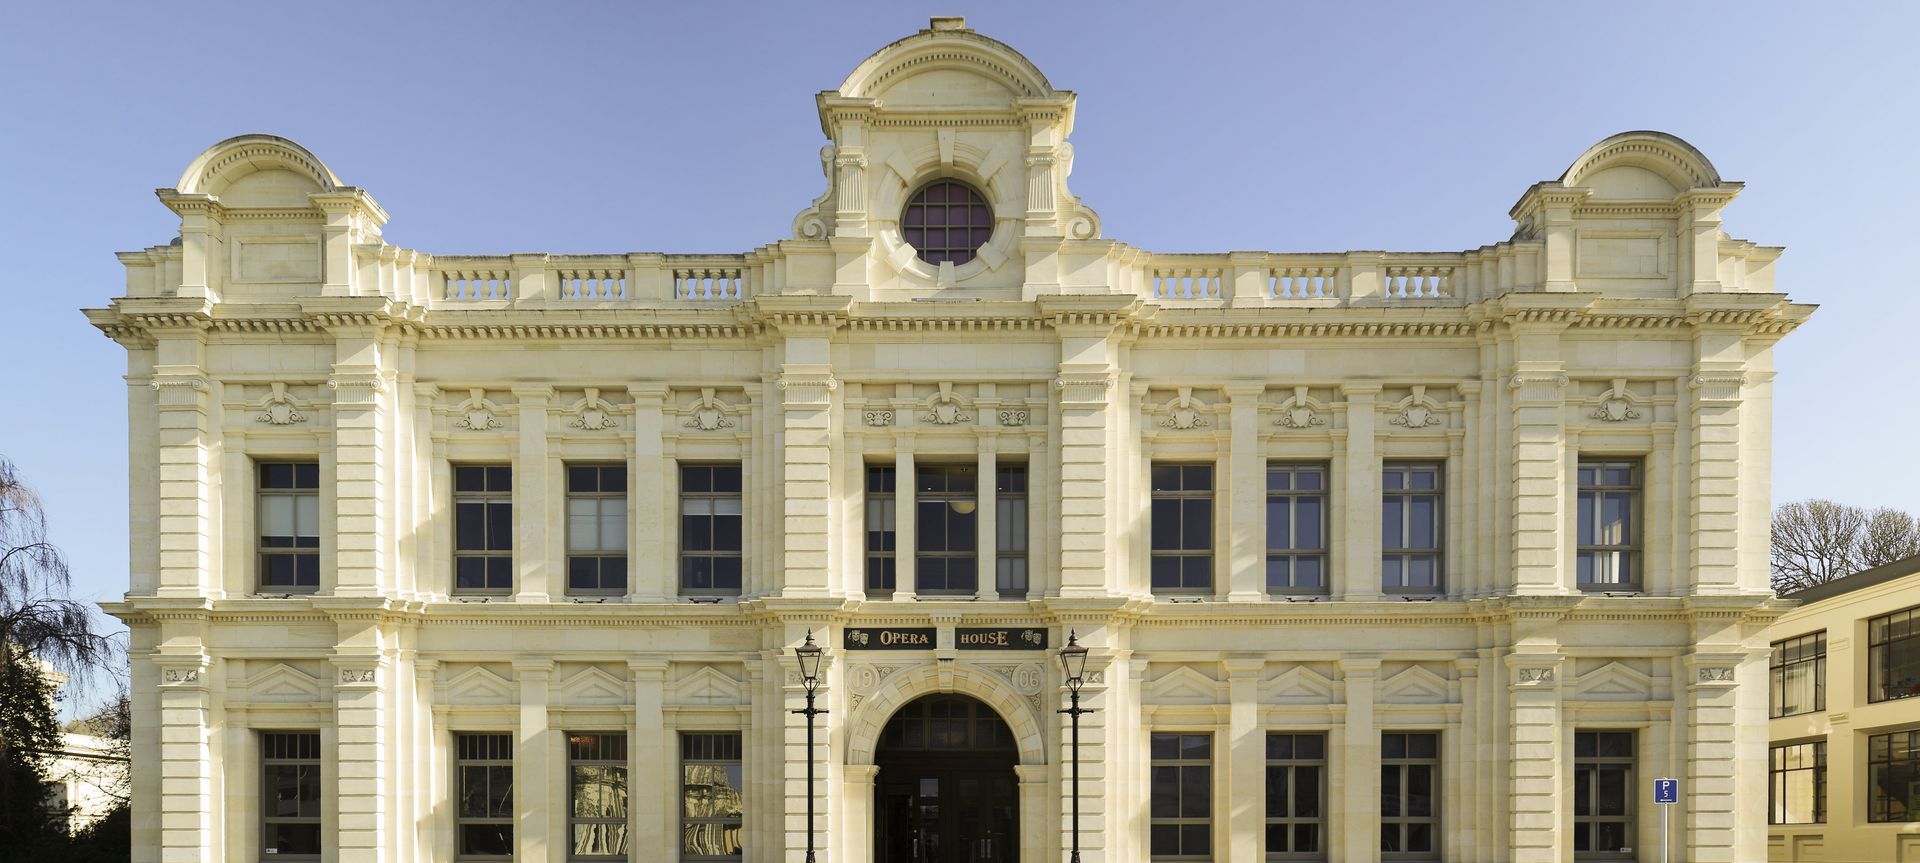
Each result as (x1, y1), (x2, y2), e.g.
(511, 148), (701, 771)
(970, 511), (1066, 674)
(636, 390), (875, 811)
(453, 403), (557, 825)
(3, 1), (1916, 662)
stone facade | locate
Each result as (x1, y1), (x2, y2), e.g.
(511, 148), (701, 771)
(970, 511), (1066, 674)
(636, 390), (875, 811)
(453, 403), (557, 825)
(88, 17), (1809, 863)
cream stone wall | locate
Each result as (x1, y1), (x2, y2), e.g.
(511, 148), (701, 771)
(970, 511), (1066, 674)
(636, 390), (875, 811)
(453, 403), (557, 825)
(1766, 559), (1920, 863)
(89, 17), (1808, 863)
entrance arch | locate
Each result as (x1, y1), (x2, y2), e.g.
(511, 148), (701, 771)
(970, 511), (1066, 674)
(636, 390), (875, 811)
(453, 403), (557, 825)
(872, 694), (1019, 863)
(844, 664), (1048, 767)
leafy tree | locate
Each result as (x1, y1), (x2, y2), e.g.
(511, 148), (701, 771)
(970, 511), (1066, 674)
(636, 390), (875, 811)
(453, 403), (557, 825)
(1772, 499), (1920, 592)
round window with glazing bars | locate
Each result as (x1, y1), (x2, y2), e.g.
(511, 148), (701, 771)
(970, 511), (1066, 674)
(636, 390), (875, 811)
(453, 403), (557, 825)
(901, 180), (993, 266)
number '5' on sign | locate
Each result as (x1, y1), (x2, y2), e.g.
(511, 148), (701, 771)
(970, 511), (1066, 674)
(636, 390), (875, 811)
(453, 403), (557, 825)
(1654, 778), (1678, 804)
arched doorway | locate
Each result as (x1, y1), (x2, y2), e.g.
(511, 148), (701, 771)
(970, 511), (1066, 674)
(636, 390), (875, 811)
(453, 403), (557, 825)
(873, 693), (1020, 862)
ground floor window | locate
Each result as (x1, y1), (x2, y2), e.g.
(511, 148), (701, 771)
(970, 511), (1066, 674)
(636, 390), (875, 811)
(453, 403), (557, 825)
(456, 733), (515, 858)
(1770, 740), (1826, 825)
(261, 731), (322, 860)
(569, 732), (629, 859)
(1265, 732), (1325, 859)
(1150, 732), (1212, 859)
(682, 732), (744, 860)
(1573, 731), (1634, 857)
(1870, 730), (1920, 822)
(1380, 732), (1438, 859)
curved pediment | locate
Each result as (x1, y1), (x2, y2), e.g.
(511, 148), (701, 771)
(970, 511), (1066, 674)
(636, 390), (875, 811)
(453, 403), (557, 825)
(837, 19), (1054, 104)
(174, 133), (341, 200)
(1560, 131), (1723, 194)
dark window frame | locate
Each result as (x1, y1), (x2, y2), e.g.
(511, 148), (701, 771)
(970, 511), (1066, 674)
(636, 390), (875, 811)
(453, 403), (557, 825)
(1150, 731), (1213, 860)
(1870, 730), (1920, 822)
(566, 464), (629, 596)
(1151, 463), (1216, 594)
(1869, 607), (1920, 703)
(453, 465), (514, 595)
(866, 465), (897, 596)
(1770, 740), (1826, 825)
(900, 179), (994, 266)
(1380, 731), (1440, 860)
(1265, 732), (1327, 861)
(914, 463), (979, 596)
(256, 461), (321, 592)
(1573, 730), (1635, 859)
(455, 732), (515, 861)
(260, 731), (323, 861)
(681, 732), (745, 861)
(679, 463), (743, 596)
(996, 463), (1029, 599)
(1771, 631), (1827, 717)
(567, 732), (630, 861)
(1576, 459), (1642, 590)
(1381, 463), (1444, 594)
(1266, 463), (1329, 595)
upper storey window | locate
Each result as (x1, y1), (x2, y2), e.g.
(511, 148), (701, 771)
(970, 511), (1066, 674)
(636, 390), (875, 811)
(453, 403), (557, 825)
(902, 180), (992, 265)
(258, 462), (320, 593)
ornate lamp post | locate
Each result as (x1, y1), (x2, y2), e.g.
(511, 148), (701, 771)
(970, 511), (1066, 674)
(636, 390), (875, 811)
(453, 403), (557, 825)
(1058, 630), (1093, 863)
(792, 631), (827, 863)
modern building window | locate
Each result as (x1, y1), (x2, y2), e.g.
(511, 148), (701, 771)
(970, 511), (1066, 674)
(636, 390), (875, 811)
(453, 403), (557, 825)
(1151, 464), (1215, 593)
(1870, 731), (1920, 822)
(680, 464), (743, 595)
(1265, 733), (1326, 859)
(1266, 464), (1328, 594)
(915, 464), (978, 595)
(1573, 731), (1635, 858)
(1770, 740), (1826, 825)
(1380, 732), (1439, 859)
(1577, 460), (1641, 590)
(1771, 632), (1826, 717)
(901, 179), (992, 265)
(1382, 464), (1442, 593)
(454, 466), (514, 594)
(260, 731), (322, 859)
(257, 462), (320, 591)
(566, 465), (627, 595)
(456, 733), (514, 859)
(866, 465), (897, 596)
(1150, 732), (1212, 859)
(568, 732), (629, 860)
(681, 732), (744, 861)
(1869, 606), (1920, 702)
(996, 464), (1029, 598)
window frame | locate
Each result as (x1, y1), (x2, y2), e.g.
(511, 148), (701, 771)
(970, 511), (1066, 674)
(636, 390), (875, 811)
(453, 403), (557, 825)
(1150, 463), (1216, 595)
(1870, 730), (1920, 822)
(914, 463), (979, 596)
(566, 464), (629, 596)
(256, 461), (321, 593)
(1381, 463), (1444, 594)
(1869, 606), (1920, 704)
(900, 179), (994, 266)
(678, 463), (744, 597)
(1572, 730), (1636, 860)
(452, 465), (515, 596)
(995, 463), (1029, 599)
(1770, 631), (1827, 717)
(567, 731), (630, 861)
(1149, 731), (1213, 861)
(680, 731), (745, 862)
(1576, 459), (1643, 591)
(1265, 463), (1329, 596)
(1264, 732), (1327, 861)
(455, 732), (515, 861)
(1380, 731), (1440, 861)
(1769, 739), (1827, 825)
(260, 730), (323, 861)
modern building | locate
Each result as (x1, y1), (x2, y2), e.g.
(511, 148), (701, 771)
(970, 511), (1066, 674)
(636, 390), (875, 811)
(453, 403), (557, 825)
(88, 17), (1811, 863)
(1767, 553), (1920, 863)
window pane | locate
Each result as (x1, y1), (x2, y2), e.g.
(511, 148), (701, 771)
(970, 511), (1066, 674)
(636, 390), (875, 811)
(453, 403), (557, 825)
(264, 495), (294, 536)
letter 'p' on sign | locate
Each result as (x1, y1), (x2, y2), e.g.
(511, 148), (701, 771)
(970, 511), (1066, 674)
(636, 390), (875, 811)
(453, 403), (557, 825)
(1654, 778), (1678, 805)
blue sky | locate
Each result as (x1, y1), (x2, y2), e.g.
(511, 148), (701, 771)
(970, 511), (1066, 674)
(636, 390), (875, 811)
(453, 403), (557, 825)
(3, 2), (1916, 669)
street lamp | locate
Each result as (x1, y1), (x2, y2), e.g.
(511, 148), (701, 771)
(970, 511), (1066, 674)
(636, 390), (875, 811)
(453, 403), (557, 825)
(1058, 630), (1093, 863)
(792, 631), (828, 863)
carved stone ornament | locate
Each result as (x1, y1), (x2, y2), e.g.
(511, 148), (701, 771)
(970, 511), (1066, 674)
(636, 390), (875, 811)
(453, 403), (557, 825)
(340, 668), (377, 684)
(1589, 378), (1642, 423)
(1389, 385), (1446, 429)
(1274, 386), (1325, 429)
(255, 382), (308, 426)
(1053, 374), (1114, 405)
(998, 408), (1029, 427)
(1516, 668), (1555, 684)
(683, 388), (736, 431)
(567, 387), (620, 431)
(1158, 387), (1212, 430)
(921, 383), (974, 426)
(863, 409), (895, 427)
(162, 668), (200, 684)
(1697, 667), (1735, 683)
(453, 389), (503, 430)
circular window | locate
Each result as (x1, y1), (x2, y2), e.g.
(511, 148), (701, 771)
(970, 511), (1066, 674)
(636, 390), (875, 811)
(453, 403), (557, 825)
(901, 180), (992, 266)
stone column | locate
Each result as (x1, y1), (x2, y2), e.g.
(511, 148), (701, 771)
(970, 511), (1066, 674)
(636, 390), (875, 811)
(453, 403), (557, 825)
(514, 661), (553, 863)
(1449, 658), (1481, 862)
(894, 446), (916, 599)
(629, 661), (669, 855)
(1506, 652), (1566, 863)
(1225, 658), (1266, 860)
(1508, 331), (1570, 595)
(513, 388), (553, 602)
(151, 327), (215, 597)
(1683, 652), (1744, 863)
(629, 385), (669, 601)
(1055, 373), (1116, 597)
(783, 651), (833, 861)
(1689, 332), (1748, 594)
(976, 439), (998, 601)
(1058, 656), (1111, 862)
(1226, 383), (1266, 601)
(411, 661), (439, 863)
(777, 359), (838, 597)
(333, 653), (388, 863)
(1337, 658), (1379, 863)
(1338, 385), (1381, 601)
(155, 654), (214, 863)
(329, 326), (391, 597)
(842, 765), (880, 863)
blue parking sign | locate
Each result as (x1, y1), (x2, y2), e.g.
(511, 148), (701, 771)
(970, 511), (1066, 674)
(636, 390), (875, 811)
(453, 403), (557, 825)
(1654, 778), (1679, 804)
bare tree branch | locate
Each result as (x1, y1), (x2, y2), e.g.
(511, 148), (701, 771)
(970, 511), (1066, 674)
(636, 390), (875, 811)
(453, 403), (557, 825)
(1772, 499), (1920, 592)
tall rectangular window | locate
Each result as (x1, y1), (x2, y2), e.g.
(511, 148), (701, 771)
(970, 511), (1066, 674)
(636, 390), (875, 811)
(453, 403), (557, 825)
(1265, 733), (1325, 859)
(996, 464), (1029, 598)
(1573, 731), (1634, 858)
(567, 465), (628, 595)
(1151, 464), (1214, 593)
(681, 732), (744, 861)
(1380, 732), (1438, 859)
(1150, 732), (1211, 860)
(261, 731), (322, 860)
(1382, 464), (1442, 593)
(680, 464), (743, 595)
(258, 462), (320, 591)
(866, 466), (897, 595)
(1770, 741), (1826, 825)
(454, 466), (514, 594)
(1577, 460), (1641, 589)
(1771, 632), (1826, 717)
(1870, 606), (1920, 703)
(1870, 731), (1920, 822)
(916, 464), (978, 595)
(1266, 464), (1328, 594)
(569, 732), (629, 860)
(456, 733), (514, 859)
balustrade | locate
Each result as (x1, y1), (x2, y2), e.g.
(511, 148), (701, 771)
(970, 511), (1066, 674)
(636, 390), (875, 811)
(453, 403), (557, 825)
(1382, 265), (1454, 300)
(1150, 265), (1224, 301)
(674, 265), (745, 301)
(1271, 266), (1340, 300)
(556, 267), (628, 301)
(441, 267), (513, 301)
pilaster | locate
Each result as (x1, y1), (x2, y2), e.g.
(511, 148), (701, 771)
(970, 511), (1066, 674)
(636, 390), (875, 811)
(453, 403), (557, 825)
(513, 387), (553, 602)
(1508, 322), (1570, 595)
(333, 654), (388, 863)
(629, 385), (670, 601)
(776, 356), (838, 597)
(1683, 651), (1744, 863)
(1337, 657), (1379, 863)
(513, 660), (553, 863)
(1506, 652), (1566, 863)
(1225, 658), (1265, 860)
(329, 322), (393, 597)
(150, 323), (216, 598)
(155, 652), (214, 863)
(1226, 383), (1266, 601)
(1338, 384), (1380, 601)
(1688, 333), (1748, 593)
